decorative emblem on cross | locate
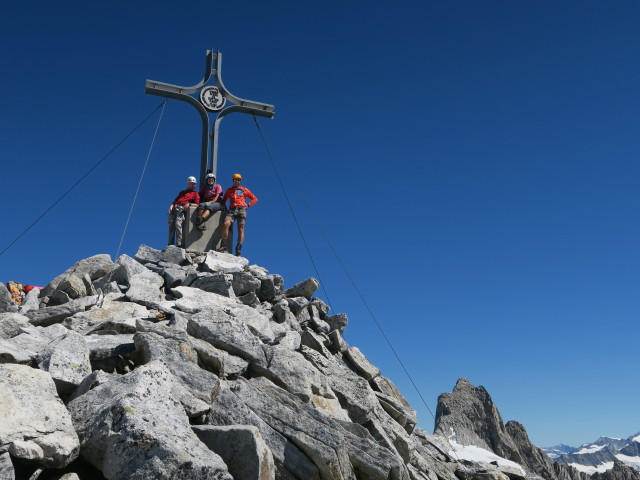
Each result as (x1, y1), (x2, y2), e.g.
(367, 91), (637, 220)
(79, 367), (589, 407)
(144, 50), (275, 185)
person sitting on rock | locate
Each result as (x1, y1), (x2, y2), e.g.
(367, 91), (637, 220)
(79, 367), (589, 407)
(195, 173), (223, 230)
(217, 173), (258, 256)
(168, 176), (200, 247)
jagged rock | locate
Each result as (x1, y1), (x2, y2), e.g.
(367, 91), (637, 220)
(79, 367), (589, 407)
(326, 329), (348, 353)
(285, 277), (319, 300)
(134, 331), (221, 403)
(26, 296), (98, 327)
(344, 346), (381, 380)
(0, 283), (19, 313)
(163, 265), (191, 288)
(285, 296), (307, 315)
(193, 425), (276, 480)
(0, 313), (30, 339)
(56, 274), (89, 300)
(68, 370), (117, 402)
(231, 271), (261, 296)
(309, 298), (331, 317)
(190, 273), (236, 298)
(18, 288), (40, 314)
(0, 452), (14, 480)
(125, 269), (164, 307)
(40, 254), (112, 303)
(326, 313), (348, 333)
(272, 299), (296, 325)
(134, 244), (189, 265)
(47, 289), (72, 306)
(256, 274), (284, 302)
(435, 378), (523, 463)
(246, 264), (269, 277)
(67, 361), (232, 480)
(59, 474), (80, 480)
(102, 254), (148, 288)
(275, 330), (301, 351)
(239, 292), (260, 305)
(201, 250), (248, 273)
(0, 364), (80, 468)
(37, 330), (92, 394)
(227, 377), (410, 480)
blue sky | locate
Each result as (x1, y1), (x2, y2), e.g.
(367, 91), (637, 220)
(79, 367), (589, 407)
(1, 1), (639, 447)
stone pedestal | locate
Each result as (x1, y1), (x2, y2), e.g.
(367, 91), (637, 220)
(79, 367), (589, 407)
(183, 206), (232, 252)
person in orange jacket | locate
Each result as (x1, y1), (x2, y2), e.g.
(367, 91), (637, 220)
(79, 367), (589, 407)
(217, 173), (258, 256)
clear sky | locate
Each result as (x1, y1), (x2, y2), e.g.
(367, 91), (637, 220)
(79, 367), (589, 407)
(1, 1), (638, 448)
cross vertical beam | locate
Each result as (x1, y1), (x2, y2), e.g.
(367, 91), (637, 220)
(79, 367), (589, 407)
(144, 50), (275, 185)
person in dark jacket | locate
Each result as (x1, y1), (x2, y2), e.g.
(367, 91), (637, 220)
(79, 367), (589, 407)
(168, 176), (200, 247)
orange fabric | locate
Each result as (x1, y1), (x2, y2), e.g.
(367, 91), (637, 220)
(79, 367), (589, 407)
(222, 186), (258, 208)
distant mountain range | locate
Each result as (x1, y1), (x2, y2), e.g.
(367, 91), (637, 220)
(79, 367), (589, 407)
(542, 433), (640, 475)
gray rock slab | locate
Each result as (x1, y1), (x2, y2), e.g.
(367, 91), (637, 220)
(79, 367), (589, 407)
(18, 288), (40, 314)
(0, 313), (30, 340)
(190, 273), (236, 298)
(68, 361), (232, 480)
(0, 324), (68, 365)
(0, 284), (19, 314)
(37, 330), (92, 394)
(41, 254), (113, 299)
(26, 296), (98, 327)
(106, 254), (148, 287)
(56, 274), (88, 300)
(344, 346), (380, 381)
(187, 310), (267, 366)
(234, 377), (410, 480)
(252, 345), (332, 402)
(62, 300), (149, 333)
(207, 385), (319, 480)
(238, 292), (260, 306)
(285, 296), (308, 315)
(0, 364), (80, 468)
(285, 277), (319, 300)
(190, 337), (249, 379)
(194, 425), (275, 480)
(231, 272), (261, 297)
(134, 332), (221, 403)
(125, 269), (165, 307)
(0, 452), (14, 480)
(200, 250), (248, 273)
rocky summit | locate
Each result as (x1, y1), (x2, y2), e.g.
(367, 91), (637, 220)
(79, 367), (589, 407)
(0, 244), (636, 480)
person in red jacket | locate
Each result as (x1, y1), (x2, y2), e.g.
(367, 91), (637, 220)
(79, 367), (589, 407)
(168, 176), (200, 247)
(217, 173), (258, 256)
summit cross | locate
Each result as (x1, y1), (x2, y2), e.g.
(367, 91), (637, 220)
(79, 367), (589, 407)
(145, 50), (275, 185)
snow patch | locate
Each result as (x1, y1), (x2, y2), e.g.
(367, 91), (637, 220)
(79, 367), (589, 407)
(448, 439), (525, 476)
(568, 462), (614, 474)
(632, 434), (640, 443)
(616, 453), (640, 466)
(574, 444), (606, 454)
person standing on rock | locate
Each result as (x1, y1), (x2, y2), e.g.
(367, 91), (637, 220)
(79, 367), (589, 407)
(195, 173), (223, 230)
(168, 176), (200, 247)
(217, 173), (258, 256)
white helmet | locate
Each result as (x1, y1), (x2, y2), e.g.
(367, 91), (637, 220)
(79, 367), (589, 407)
(187, 176), (197, 184)
(205, 173), (216, 181)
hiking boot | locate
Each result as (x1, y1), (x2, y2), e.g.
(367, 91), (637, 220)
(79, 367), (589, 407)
(197, 223), (207, 230)
(235, 244), (242, 257)
(216, 244), (227, 253)
(195, 216), (203, 226)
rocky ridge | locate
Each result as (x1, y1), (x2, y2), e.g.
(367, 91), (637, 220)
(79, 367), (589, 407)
(434, 378), (640, 480)
(2, 244), (531, 480)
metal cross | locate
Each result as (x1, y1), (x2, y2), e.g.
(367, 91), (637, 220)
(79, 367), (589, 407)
(145, 50), (275, 185)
